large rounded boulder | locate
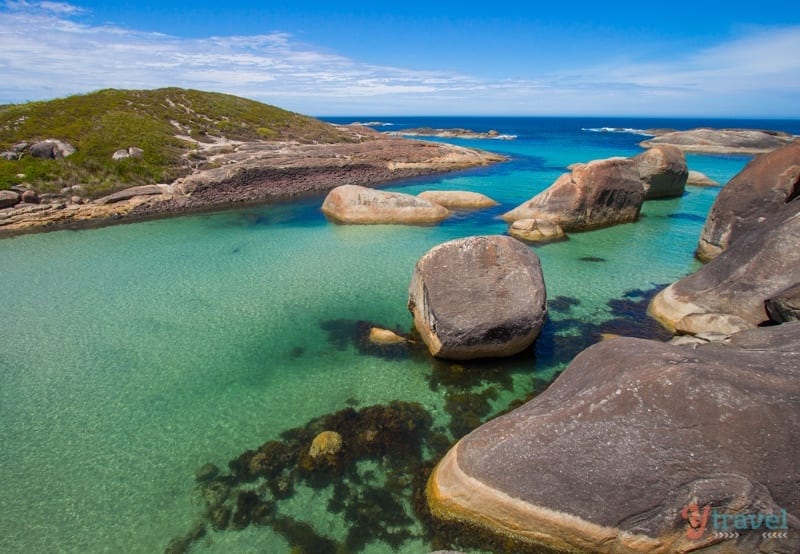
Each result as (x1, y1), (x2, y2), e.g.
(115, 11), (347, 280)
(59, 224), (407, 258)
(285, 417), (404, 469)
(408, 235), (547, 360)
(427, 323), (800, 553)
(697, 140), (800, 262)
(502, 158), (644, 231)
(633, 144), (688, 199)
(321, 184), (450, 225)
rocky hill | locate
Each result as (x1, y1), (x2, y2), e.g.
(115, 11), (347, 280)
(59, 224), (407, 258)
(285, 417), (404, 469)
(0, 88), (354, 197)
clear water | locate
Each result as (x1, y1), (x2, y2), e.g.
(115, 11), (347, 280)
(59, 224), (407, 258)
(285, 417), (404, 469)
(1, 117), (796, 553)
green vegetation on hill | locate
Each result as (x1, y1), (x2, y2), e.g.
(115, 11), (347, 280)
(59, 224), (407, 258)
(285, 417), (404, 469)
(0, 88), (351, 197)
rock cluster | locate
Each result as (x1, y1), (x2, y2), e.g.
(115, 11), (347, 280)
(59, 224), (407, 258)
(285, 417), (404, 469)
(502, 145), (689, 241)
(111, 146), (144, 160)
(1, 139), (76, 160)
(321, 185), (450, 225)
(502, 157), (645, 231)
(650, 141), (800, 332)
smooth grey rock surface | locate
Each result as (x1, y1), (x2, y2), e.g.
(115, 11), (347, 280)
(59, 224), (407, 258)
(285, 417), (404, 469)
(408, 235), (547, 359)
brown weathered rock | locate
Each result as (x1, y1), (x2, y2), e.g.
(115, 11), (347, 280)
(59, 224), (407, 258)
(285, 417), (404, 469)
(20, 190), (40, 204)
(95, 185), (167, 205)
(632, 144), (688, 199)
(321, 185), (450, 225)
(428, 323), (800, 553)
(502, 158), (644, 231)
(417, 190), (498, 209)
(368, 327), (407, 345)
(408, 235), (547, 360)
(765, 283), (800, 323)
(0, 190), (21, 209)
(308, 431), (343, 459)
(686, 170), (720, 187)
(697, 140), (800, 262)
(641, 128), (794, 154)
(675, 312), (753, 336)
(508, 218), (566, 243)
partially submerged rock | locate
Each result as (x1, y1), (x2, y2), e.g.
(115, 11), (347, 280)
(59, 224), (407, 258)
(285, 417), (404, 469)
(427, 323), (800, 553)
(632, 144), (688, 199)
(697, 140), (800, 262)
(641, 128), (794, 154)
(368, 327), (407, 345)
(308, 431), (343, 460)
(408, 235), (547, 360)
(508, 218), (566, 243)
(321, 185), (450, 225)
(686, 170), (720, 188)
(417, 190), (498, 209)
(502, 158), (644, 231)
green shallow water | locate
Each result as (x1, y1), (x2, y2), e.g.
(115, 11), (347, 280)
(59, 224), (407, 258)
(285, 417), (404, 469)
(0, 127), (750, 552)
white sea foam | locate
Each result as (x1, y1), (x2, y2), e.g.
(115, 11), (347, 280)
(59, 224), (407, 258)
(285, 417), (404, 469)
(582, 127), (655, 137)
(350, 121), (395, 127)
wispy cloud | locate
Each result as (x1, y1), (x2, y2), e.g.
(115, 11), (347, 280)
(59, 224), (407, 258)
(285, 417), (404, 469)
(5, 0), (83, 14)
(1, 2), (798, 116)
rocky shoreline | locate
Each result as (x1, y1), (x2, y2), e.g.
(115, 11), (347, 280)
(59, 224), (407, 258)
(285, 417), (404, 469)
(0, 128), (504, 237)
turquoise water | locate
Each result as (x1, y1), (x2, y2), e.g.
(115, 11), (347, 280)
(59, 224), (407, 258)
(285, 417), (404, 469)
(0, 117), (773, 552)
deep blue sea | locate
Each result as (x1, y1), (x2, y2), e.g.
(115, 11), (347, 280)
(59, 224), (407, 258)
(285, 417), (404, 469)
(1, 116), (798, 553)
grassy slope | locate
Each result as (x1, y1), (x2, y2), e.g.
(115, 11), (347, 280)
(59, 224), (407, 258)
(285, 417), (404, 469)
(0, 88), (351, 197)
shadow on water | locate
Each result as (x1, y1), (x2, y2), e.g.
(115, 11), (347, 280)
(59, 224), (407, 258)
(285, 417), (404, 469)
(668, 212), (707, 223)
(167, 283), (671, 553)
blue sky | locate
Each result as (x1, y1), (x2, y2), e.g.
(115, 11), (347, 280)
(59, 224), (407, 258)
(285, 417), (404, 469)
(1, 0), (799, 117)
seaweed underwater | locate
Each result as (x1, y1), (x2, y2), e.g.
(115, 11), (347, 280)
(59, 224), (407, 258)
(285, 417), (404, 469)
(167, 285), (667, 553)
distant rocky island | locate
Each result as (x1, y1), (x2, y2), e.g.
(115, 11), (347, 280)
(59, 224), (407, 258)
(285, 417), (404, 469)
(641, 127), (795, 154)
(0, 89), (503, 236)
(387, 127), (517, 140)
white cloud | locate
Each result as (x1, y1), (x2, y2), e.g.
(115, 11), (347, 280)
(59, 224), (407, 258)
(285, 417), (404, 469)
(4, 1), (83, 14)
(0, 3), (798, 116)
